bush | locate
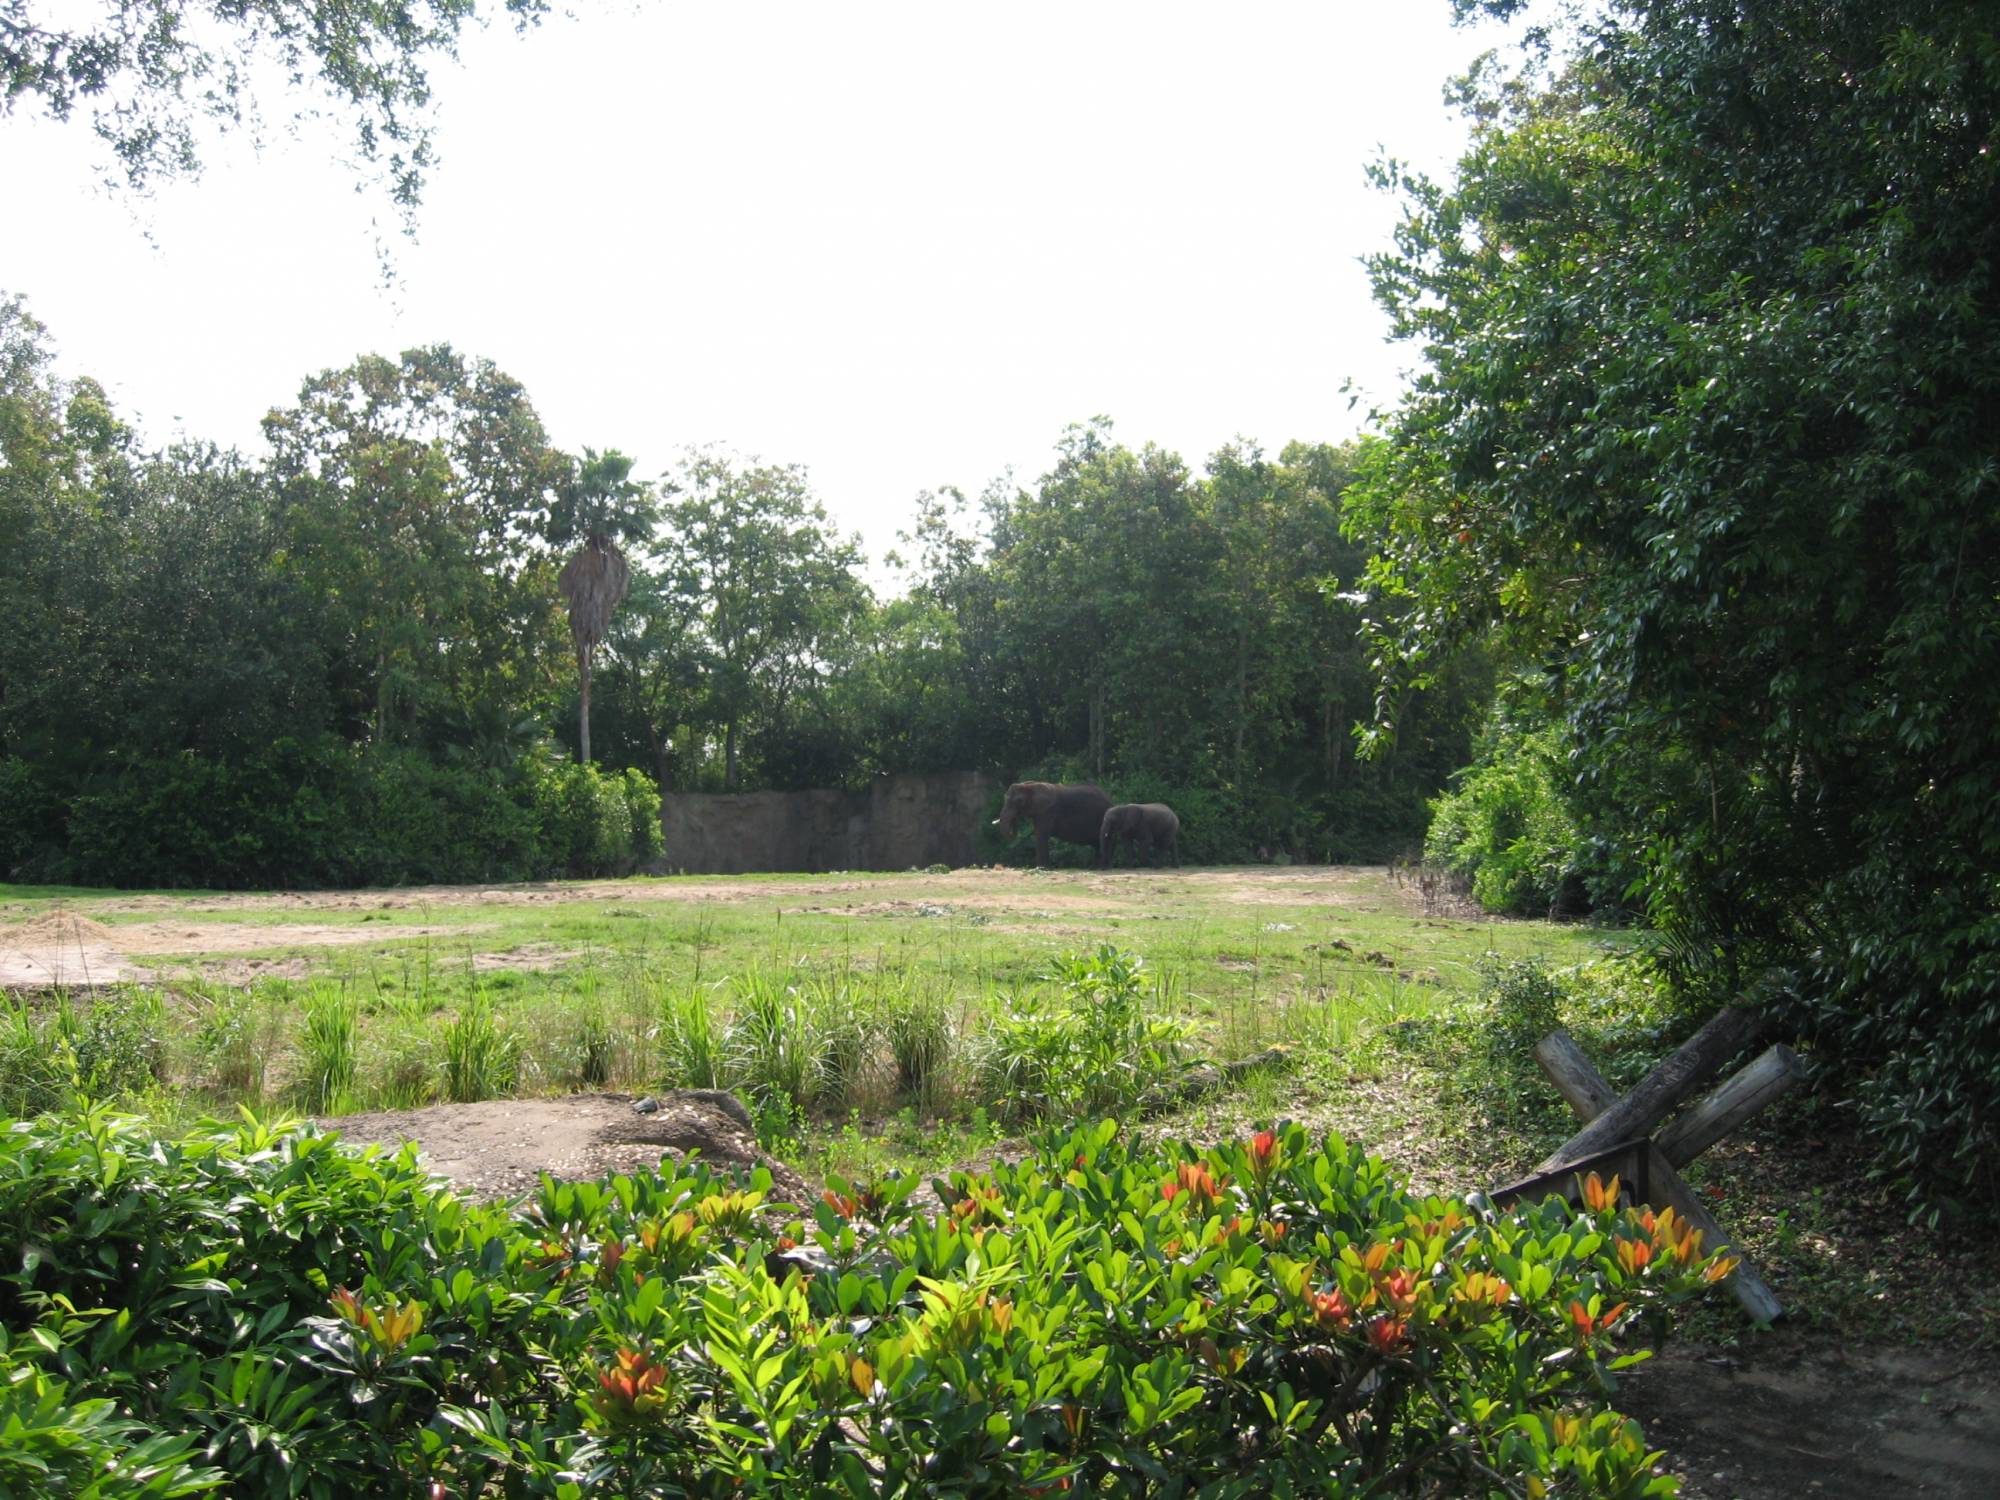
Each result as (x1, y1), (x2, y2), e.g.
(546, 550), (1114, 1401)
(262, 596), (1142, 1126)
(0, 992), (167, 1117)
(974, 945), (1196, 1121)
(525, 755), (640, 878)
(1426, 722), (1587, 916)
(21, 740), (664, 890)
(0, 1108), (1730, 1497)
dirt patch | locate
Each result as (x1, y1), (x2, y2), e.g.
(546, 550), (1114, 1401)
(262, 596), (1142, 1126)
(321, 1091), (810, 1206)
(1, 911), (482, 991)
(1624, 1332), (2000, 1499)
(0, 865), (1401, 922)
(116, 921), (470, 956)
(469, 944), (575, 973)
(0, 911), (137, 987)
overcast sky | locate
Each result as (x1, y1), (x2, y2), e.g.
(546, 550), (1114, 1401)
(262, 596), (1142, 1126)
(2, 1), (1512, 567)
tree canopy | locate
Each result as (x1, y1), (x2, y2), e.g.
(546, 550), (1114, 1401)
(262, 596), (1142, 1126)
(1358, 0), (2000, 1215)
(2, 0), (545, 218)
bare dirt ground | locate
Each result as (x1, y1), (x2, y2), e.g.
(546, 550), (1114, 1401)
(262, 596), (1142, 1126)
(320, 1091), (810, 1207)
(1625, 1333), (2000, 1499)
(0, 911), (474, 987)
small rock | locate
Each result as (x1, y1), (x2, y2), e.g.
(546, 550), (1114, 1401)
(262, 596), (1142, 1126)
(632, 1097), (661, 1114)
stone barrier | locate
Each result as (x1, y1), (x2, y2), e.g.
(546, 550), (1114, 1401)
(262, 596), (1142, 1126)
(658, 771), (996, 874)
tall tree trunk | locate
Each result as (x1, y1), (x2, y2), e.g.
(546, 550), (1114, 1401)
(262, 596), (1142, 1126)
(725, 720), (739, 790)
(577, 648), (593, 765)
(1323, 693), (1344, 785)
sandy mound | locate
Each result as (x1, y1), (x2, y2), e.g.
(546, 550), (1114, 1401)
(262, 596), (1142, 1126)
(321, 1090), (810, 1206)
(0, 910), (136, 988)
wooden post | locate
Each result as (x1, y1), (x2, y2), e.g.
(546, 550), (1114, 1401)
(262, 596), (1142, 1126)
(1637, 1142), (1784, 1322)
(1533, 1030), (1793, 1323)
(1531, 1007), (1765, 1174)
(1657, 1046), (1805, 1166)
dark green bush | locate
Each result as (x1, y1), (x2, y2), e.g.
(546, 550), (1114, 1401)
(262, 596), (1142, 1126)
(1426, 723), (1586, 916)
(22, 741), (661, 890)
(0, 1107), (1729, 1497)
(0, 755), (63, 881)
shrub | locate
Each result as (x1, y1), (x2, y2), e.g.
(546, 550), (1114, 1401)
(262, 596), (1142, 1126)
(26, 740), (668, 891)
(1426, 722), (1586, 916)
(974, 945), (1196, 1122)
(0, 1108), (1730, 1497)
(0, 992), (167, 1116)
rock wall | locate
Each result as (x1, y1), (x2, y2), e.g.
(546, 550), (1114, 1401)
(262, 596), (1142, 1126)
(658, 771), (996, 874)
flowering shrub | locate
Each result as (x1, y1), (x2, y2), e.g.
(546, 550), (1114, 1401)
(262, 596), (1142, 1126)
(0, 1109), (1726, 1496)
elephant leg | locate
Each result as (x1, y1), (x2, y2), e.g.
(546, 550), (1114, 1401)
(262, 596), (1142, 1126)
(1035, 828), (1050, 866)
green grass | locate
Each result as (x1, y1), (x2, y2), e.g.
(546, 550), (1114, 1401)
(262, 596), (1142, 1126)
(0, 866), (1620, 1176)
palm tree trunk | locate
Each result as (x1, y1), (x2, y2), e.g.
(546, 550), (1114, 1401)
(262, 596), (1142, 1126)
(578, 648), (593, 765)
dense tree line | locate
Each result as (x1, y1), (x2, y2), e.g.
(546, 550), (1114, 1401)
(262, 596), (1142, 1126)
(1364, 0), (2000, 1216)
(0, 297), (1478, 885)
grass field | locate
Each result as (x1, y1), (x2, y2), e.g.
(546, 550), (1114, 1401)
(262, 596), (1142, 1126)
(0, 865), (1615, 1171)
(5, 863), (1997, 1364)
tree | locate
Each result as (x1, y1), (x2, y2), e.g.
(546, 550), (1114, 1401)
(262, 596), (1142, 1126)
(552, 448), (654, 766)
(262, 345), (567, 750)
(1359, 1), (2000, 1213)
(1, 0), (546, 221)
(664, 451), (865, 790)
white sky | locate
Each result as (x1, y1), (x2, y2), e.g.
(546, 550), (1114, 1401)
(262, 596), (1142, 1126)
(1, 1), (1511, 569)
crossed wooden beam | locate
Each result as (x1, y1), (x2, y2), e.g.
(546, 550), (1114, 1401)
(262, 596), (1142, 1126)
(1488, 1007), (1802, 1323)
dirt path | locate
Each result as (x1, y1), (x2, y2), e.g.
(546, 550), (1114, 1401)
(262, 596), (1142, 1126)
(1625, 1332), (2000, 1498)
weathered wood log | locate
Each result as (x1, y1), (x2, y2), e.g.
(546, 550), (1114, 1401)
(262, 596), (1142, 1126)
(1656, 1045), (1805, 1166)
(1532, 1007), (1764, 1173)
(1640, 1142), (1785, 1324)
(1535, 1032), (1803, 1171)
(1532, 1032), (1789, 1322)
(1532, 1029), (1621, 1120)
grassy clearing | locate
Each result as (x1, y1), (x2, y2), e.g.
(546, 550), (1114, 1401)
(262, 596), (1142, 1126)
(0, 866), (1612, 1152)
(3, 865), (1994, 1352)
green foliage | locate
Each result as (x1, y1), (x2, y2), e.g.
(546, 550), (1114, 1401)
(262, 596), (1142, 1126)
(975, 946), (1197, 1123)
(0, 992), (168, 1118)
(20, 738), (660, 890)
(525, 755), (642, 878)
(0, 1), (546, 219)
(0, 755), (60, 880)
(439, 991), (518, 1104)
(0, 1107), (1728, 1496)
(298, 985), (360, 1113)
(1359, 1), (2000, 1214)
(1426, 715), (1585, 915)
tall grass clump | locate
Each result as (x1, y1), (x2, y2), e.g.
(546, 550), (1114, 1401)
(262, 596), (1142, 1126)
(801, 967), (876, 1112)
(886, 982), (955, 1109)
(192, 985), (272, 1102)
(440, 990), (518, 1104)
(974, 945), (1196, 1123)
(299, 983), (360, 1112)
(655, 979), (724, 1090)
(724, 970), (824, 1123)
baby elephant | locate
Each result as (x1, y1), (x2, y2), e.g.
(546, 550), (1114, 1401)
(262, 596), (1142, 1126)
(1100, 802), (1180, 868)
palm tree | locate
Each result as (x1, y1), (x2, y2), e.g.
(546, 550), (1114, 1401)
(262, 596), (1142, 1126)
(554, 449), (654, 764)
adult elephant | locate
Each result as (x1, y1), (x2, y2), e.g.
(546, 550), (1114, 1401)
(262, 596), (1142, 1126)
(992, 781), (1113, 867)
(1100, 802), (1180, 868)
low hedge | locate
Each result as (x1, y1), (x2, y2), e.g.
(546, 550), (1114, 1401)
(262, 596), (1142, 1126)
(1, 742), (662, 888)
(0, 1109), (1729, 1496)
